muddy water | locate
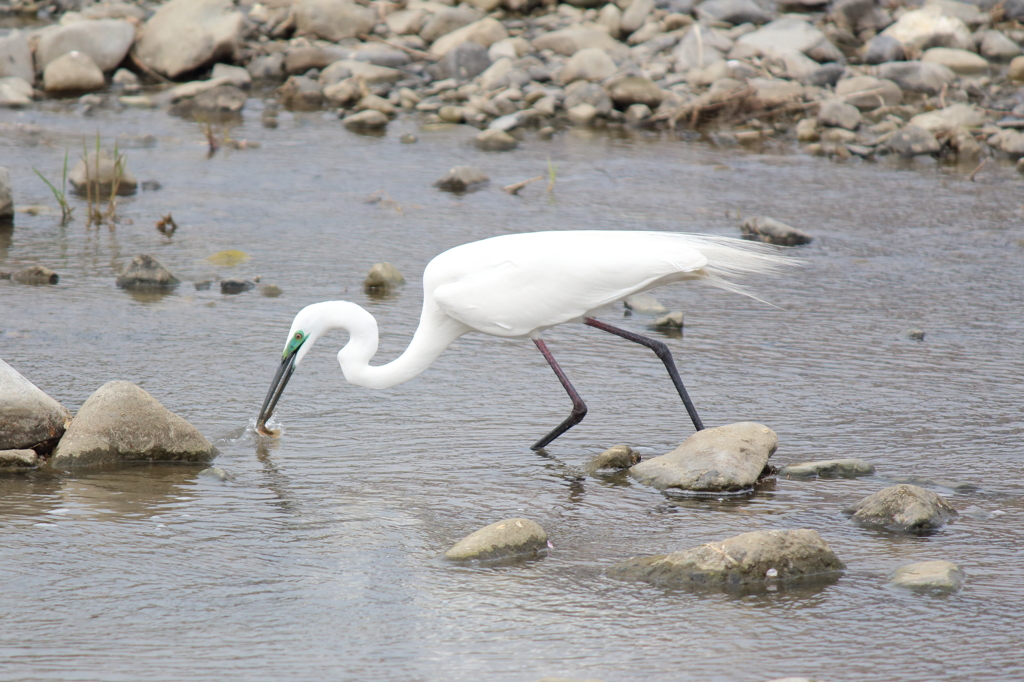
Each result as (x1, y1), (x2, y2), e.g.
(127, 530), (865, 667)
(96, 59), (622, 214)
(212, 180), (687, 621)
(2, 102), (1023, 682)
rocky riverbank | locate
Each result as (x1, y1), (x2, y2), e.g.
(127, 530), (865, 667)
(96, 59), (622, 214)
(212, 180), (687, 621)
(3, 0), (1024, 168)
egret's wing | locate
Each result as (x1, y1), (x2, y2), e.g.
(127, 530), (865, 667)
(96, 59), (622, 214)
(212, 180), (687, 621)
(432, 232), (708, 337)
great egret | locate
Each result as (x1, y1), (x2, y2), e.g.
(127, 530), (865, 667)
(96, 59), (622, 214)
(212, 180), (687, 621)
(256, 230), (791, 449)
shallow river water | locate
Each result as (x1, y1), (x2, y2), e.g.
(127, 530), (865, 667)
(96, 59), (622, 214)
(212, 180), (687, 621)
(2, 102), (1024, 682)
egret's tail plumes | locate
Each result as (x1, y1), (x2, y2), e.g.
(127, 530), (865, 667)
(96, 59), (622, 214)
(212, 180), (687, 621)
(684, 235), (799, 304)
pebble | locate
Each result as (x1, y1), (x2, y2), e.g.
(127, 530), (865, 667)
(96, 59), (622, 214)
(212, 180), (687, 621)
(652, 311), (684, 328)
(363, 262), (405, 292)
(886, 125), (941, 157)
(116, 254), (180, 290)
(259, 283), (283, 297)
(740, 216), (812, 246)
(220, 278), (255, 294)
(434, 165), (488, 192)
(342, 109), (389, 130)
(889, 560), (964, 593)
(9, 265), (59, 284)
(623, 293), (667, 314)
(475, 128), (518, 151)
(586, 444), (641, 473)
(843, 484), (959, 532)
(444, 518), (548, 561)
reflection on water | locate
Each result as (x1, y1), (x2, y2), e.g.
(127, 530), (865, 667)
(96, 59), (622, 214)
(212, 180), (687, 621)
(1, 102), (1023, 682)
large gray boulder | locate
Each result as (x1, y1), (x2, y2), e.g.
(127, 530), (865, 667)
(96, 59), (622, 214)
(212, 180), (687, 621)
(0, 359), (72, 451)
(444, 518), (548, 560)
(34, 19), (135, 72)
(610, 529), (844, 588)
(889, 560), (964, 593)
(294, 0), (377, 42)
(629, 422), (777, 494)
(0, 30), (34, 82)
(43, 51), (105, 93)
(51, 381), (216, 469)
(843, 484), (958, 531)
(134, 0), (245, 79)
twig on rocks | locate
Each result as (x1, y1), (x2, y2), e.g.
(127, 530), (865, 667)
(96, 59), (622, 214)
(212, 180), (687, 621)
(968, 158), (990, 182)
(503, 175), (543, 195)
(704, 542), (739, 566)
(939, 82), (948, 109)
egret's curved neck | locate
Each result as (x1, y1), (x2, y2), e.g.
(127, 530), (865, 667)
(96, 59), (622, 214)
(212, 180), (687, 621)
(316, 301), (466, 390)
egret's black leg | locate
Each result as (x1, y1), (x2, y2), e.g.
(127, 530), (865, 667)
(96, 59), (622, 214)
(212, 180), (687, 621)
(584, 317), (705, 432)
(531, 338), (588, 451)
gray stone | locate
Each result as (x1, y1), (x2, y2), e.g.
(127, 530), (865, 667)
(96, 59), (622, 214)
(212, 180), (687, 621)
(610, 529), (844, 587)
(0, 359), (72, 451)
(284, 46), (344, 75)
(247, 53), (285, 80)
(629, 422), (777, 494)
(181, 84), (247, 113)
(475, 128), (518, 151)
(323, 78), (362, 106)
(342, 109), (389, 130)
(294, 0), (376, 42)
(444, 518), (547, 560)
(0, 449), (38, 469)
(219, 278), (255, 294)
(10, 265), (59, 284)
(909, 103), (985, 134)
(354, 94), (395, 116)
(0, 30), (33, 82)
(740, 216), (812, 246)
(363, 262), (405, 292)
(621, 0), (656, 35)
(0, 76), (32, 107)
(211, 63), (252, 88)
(979, 30), (1022, 62)
(843, 484), (958, 531)
(277, 75), (324, 110)
(987, 128), (1024, 157)
(436, 41), (492, 81)
(623, 293), (667, 314)
(385, 8), (425, 35)
(564, 80), (613, 115)
(806, 38), (844, 64)
(434, 165), (488, 192)
(322, 59), (404, 85)
(567, 102), (599, 125)
(835, 75), (902, 109)
(673, 25), (731, 71)
(69, 150), (137, 197)
(34, 18), (135, 72)
(653, 311), (684, 328)
(0, 167), (12, 219)
(1006, 0), (1024, 20)
(259, 283), (283, 297)
(430, 18), (508, 58)
(50, 381), (216, 469)
(696, 0), (773, 25)
(624, 102), (652, 123)
(889, 560), (964, 592)
(780, 458), (875, 478)
(533, 26), (624, 57)
(886, 125), (941, 157)
(606, 75), (665, 108)
(925, 0), (987, 27)
(557, 47), (617, 84)
(861, 34), (904, 64)
(804, 63), (844, 87)
(736, 17), (827, 57)
(831, 0), (886, 32)
(586, 444), (641, 473)
(420, 6), (479, 44)
(198, 466), (233, 481)
(43, 51), (105, 93)
(134, 0), (245, 80)
(921, 47), (990, 74)
(817, 99), (861, 131)
(881, 7), (972, 51)
(116, 254), (180, 289)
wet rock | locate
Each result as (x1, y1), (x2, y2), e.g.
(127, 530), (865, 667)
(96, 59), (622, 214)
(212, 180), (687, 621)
(835, 75), (902, 109)
(795, 117), (819, 142)
(907, 328), (926, 340)
(434, 165), (488, 192)
(861, 34), (905, 65)
(180, 84), (247, 113)
(116, 254), (180, 290)
(69, 150), (138, 197)
(0, 449), (38, 470)
(0, 359), (72, 451)
(629, 422), (777, 494)
(881, 7), (972, 51)
(697, 0), (773, 24)
(43, 51), (105, 93)
(342, 109), (389, 130)
(567, 102), (599, 125)
(587, 444), (641, 473)
(625, 103), (652, 124)
(355, 94), (395, 117)
(817, 99), (861, 131)
(736, 17), (826, 58)
(0, 76), (33, 107)
(444, 517), (547, 560)
(557, 47), (616, 84)
(740, 216), (812, 246)
(323, 59), (404, 85)
(475, 128), (518, 151)
(780, 458), (875, 478)
(294, 0), (376, 42)
(987, 128), (1024, 157)
(0, 167), (12, 219)
(653, 311), (684, 328)
(876, 60), (956, 95)
(889, 560), (964, 593)
(220, 278), (254, 294)
(10, 265), (59, 284)
(198, 466), (232, 481)
(323, 77), (363, 106)
(211, 63), (252, 89)
(564, 80), (612, 114)
(436, 41), (492, 81)
(35, 18), (135, 72)
(623, 293), (667, 314)
(533, 25), (623, 57)
(886, 125), (941, 157)
(0, 30), (33, 82)
(420, 6), (479, 44)
(277, 75), (324, 110)
(134, 0), (245, 80)
(610, 529), (844, 587)
(363, 262), (405, 292)
(50, 381), (217, 469)
(979, 30), (1022, 62)
(386, 8), (425, 35)
(843, 484), (958, 531)
(921, 47), (990, 74)
(606, 75), (665, 108)
(804, 63), (844, 87)
(248, 53), (285, 80)
(909, 103), (985, 134)
(430, 18), (508, 58)
(259, 283), (283, 297)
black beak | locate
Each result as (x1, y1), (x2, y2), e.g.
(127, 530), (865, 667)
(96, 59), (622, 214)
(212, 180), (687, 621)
(257, 352), (298, 432)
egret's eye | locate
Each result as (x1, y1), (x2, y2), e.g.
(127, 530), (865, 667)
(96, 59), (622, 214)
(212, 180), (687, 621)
(295, 332), (303, 340)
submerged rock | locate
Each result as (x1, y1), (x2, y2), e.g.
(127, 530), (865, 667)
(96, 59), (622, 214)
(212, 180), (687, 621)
(629, 422), (777, 494)
(889, 560), (964, 593)
(653, 311), (684, 329)
(116, 254), (180, 290)
(780, 458), (875, 479)
(475, 128), (518, 151)
(50, 381), (217, 469)
(623, 293), (667, 314)
(220, 277), (255, 294)
(444, 517), (547, 560)
(586, 444), (641, 473)
(740, 216), (812, 246)
(843, 484), (958, 532)
(363, 262), (405, 292)
(434, 165), (488, 192)
(0, 359), (72, 451)
(10, 265), (59, 284)
(0, 448), (39, 469)
(68, 151), (138, 197)
(610, 529), (844, 587)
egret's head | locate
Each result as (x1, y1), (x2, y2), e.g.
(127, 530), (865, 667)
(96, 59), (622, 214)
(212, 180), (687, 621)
(257, 304), (324, 433)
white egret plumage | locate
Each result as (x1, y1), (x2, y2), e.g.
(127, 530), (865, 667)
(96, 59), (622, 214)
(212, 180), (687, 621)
(256, 230), (792, 449)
